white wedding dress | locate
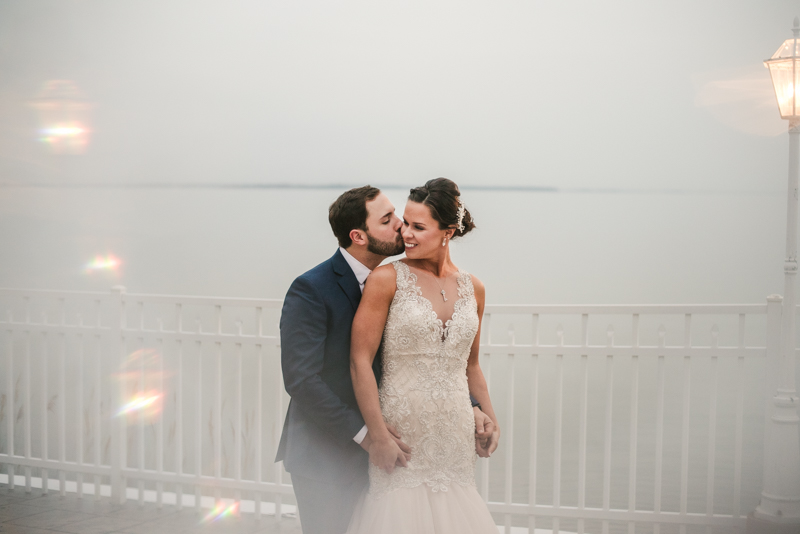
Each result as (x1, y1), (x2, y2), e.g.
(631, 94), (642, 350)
(346, 261), (497, 533)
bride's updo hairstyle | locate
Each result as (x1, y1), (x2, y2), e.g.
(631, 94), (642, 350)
(407, 178), (475, 239)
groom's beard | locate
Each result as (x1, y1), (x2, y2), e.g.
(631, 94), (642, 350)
(366, 230), (404, 257)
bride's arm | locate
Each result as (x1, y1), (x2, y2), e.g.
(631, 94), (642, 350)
(350, 265), (408, 473)
(466, 275), (501, 457)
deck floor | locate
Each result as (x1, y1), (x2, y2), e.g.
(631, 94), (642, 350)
(0, 484), (302, 534)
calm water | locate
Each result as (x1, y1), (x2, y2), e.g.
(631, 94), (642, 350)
(0, 186), (787, 305)
(0, 186), (791, 533)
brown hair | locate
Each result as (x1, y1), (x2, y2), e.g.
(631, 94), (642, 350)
(328, 185), (381, 248)
(407, 178), (475, 238)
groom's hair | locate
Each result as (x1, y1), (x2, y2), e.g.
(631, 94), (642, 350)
(329, 185), (381, 248)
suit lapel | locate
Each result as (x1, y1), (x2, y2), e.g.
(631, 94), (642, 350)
(331, 249), (362, 313)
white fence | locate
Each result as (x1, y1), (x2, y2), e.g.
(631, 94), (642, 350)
(0, 287), (783, 533)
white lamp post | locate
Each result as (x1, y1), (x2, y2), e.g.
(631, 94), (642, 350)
(749, 16), (800, 534)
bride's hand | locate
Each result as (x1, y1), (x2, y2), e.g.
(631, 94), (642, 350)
(474, 408), (500, 458)
(476, 426), (500, 458)
(473, 408), (493, 448)
(368, 437), (408, 473)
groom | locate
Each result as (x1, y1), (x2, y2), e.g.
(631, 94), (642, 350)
(276, 185), (494, 534)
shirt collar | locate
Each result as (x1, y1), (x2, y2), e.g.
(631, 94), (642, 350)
(339, 247), (372, 287)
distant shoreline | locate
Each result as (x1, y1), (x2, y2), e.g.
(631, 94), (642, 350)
(0, 182), (782, 195)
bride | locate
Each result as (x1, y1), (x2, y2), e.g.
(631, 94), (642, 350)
(347, 178), (500, 533)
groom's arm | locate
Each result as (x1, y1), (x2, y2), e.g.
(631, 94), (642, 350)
(280, 276), (365, 445)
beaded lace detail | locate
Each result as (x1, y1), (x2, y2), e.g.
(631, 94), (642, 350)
(369, 261), (480, 496)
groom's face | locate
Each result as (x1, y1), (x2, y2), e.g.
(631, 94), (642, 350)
(364, 193), (404, 257)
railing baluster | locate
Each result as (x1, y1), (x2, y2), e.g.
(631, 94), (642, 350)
(706, 326), (719, 519)
(59, 329), (66, 496)
(93, 333), (101, 498)
(6, 317), (15, 488)
(733, 314), (745, 519)
(628, 314), (640, 534)
(24, 301), (31, 492)
(578, 324), (589, 534)
(528, 313), (539, 534)
(214, 341), (222, 503)
(176, 338), (183, 510)
(92, 297), (101, 497)
(578, 313), (588, 534)
(136, 337), (144, 505)
(734, 352), (744, 519)
(156, 336), (164, 508)
(255, 342), (263, 521)
(553, 324), (564, 534)
(195, 338), (202, 512)
(503, 326), (515, 534)
(116, 288), (128, 505)
(77, 332), (84, 497)
(22, 304), (33, 493)
(654, 325), (666, 534)
(602, 325), (614, 534)
(41, 327), (48, 493)
(679, 314), (692, 534)
(235, 335), (243, 507)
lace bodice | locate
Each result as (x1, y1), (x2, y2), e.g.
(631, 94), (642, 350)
(370, 260), (480, 496)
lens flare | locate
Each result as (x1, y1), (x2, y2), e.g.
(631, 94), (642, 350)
(114, 349), (166, 423)
(693, 64), (785, 137)
(41, 125), (86, 137)
(85, 254), (121, 273)
(115, 391), (161, 417)
(30, 80), (92, 155)
(200, 502), (239, 523)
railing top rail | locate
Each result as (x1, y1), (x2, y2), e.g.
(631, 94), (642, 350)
(484, 303), (768, 315)
(0, 288), (283, 308)
(0, 287), (108, 298)
(0, 288), (778, 315)
(125, 293), (283, 308)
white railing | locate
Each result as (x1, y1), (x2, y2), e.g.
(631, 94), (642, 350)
(0, 288), (781, 533)
(478, 304), (772, 534)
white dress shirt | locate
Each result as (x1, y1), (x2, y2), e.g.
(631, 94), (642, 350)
(339, 247), (371, 445)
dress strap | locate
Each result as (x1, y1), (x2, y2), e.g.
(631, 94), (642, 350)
(456, 268), (474, 299)
(391, 261), (413, 292)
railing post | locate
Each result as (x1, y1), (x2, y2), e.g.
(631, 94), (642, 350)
(748, 294), (800, 532)
(109, 285), (126, 504)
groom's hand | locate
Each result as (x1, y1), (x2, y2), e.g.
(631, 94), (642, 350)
(386, 424), (412, 465)
(369, 437), (408, 474)
(360, 425), (411, 469)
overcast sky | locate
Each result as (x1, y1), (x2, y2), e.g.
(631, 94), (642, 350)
(0, 0), (797, 191)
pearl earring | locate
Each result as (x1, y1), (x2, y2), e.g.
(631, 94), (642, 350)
(442, 237), (447, 247)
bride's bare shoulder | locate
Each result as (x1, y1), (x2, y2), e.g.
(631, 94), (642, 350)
(364, 263), (398, 293)
(468, 273), (485, 301)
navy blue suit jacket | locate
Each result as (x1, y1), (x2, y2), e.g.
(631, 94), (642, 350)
(275, 249), (380, 483)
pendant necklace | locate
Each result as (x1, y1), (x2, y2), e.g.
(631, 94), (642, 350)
(432, 273), (451, 302)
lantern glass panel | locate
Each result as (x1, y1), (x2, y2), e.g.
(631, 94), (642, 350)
(771, 37), (800, 59)
(767, 58), (799, 118)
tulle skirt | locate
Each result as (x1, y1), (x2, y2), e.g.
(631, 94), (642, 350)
(345, 482), (497, 534)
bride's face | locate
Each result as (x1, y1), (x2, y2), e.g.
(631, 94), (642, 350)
(401, 201), (449, 259)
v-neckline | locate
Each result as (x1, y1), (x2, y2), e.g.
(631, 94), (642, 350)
(404, 264), (465, 340)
